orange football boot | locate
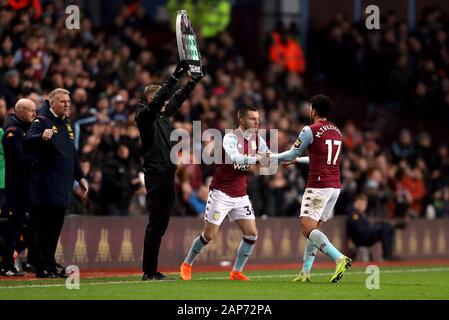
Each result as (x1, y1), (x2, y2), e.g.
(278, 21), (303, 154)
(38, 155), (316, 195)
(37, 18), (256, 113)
(229, 270), (250, 281)
(180, 262), (192, 280)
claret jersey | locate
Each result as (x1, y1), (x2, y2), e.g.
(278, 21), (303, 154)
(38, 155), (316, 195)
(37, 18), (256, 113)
(272, 120), (342, 188)
(209, 128), (269, 197)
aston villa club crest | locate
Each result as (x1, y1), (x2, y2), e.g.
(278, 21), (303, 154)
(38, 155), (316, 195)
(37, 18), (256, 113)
(251, 140), (257, 150)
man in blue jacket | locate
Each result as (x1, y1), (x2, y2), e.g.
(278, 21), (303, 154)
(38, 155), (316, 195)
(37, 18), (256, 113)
(25, 88), (88, 278)
(1, 98), (36, 276)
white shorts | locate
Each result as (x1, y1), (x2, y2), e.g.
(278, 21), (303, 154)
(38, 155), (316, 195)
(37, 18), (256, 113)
(300, 188), (341, 222)
(204, 189), (255, 226)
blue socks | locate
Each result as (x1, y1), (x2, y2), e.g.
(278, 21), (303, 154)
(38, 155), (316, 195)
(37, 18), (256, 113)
(233, 235), (257, 272)
(184, 234), (209, 265)
(184, 234), (258, 272)
(309, 229), (343, 262)
(302, 239), (317, 274)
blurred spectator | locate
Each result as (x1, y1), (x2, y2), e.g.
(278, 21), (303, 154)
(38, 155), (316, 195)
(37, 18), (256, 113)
(342, 121), (363, 152)
(391, 129), (415, 165)
(100, 142), (140, 216)
(269, 24), (306, 74)
(426, 187), (449, 218)
(400, 166), (427, 217)
(2, 69), (21, 107)
(0, 3), (446, 221)
(347, 194), (405, 261)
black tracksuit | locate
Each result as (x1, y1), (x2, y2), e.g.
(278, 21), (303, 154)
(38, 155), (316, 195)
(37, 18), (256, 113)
(1, 114), (32, 270)
(25, 103), (84, 274)
(347, 209), (395, 259)
(136, 75), (196, 275)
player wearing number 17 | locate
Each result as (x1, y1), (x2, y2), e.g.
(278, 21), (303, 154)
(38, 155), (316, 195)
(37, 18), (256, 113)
(270, 95), (352, 283)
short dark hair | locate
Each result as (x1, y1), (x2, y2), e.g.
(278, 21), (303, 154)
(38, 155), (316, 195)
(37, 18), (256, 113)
(310, 95), (332, 118)
(238, 106), (259, 119)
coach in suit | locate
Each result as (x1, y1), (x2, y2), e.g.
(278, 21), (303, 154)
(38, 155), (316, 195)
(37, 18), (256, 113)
(25, 88), (88, 278)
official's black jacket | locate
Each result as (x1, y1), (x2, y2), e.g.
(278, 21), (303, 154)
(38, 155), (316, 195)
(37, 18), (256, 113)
(25, 102), (84, 208)
(2, 114), (32, 211)
(135, 76), (196, 174)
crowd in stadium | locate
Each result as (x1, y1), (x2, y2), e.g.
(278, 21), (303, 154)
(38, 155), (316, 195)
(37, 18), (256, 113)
(0, 2), (448, 221)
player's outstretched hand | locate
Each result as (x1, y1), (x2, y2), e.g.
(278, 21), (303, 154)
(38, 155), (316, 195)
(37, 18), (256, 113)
(173, 60), (190, 79)
(257, 152), (270, 167)
(281, 160), (297, 167)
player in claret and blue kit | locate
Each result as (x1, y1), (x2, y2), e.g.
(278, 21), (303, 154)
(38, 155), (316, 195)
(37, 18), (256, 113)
(180, 106), (272, 281)
(270, 95), (352, 283)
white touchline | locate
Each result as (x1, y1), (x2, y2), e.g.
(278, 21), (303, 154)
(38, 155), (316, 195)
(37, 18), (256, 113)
(1, 267), (448, 290)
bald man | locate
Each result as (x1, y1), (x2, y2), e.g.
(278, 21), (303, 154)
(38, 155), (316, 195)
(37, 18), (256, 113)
(1, 98), (36, 276)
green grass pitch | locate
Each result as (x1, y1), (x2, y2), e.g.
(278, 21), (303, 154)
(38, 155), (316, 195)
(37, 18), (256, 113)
(1, 265), (448, 300)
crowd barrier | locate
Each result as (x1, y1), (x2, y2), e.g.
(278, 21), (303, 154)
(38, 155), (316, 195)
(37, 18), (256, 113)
(55, 216), (449, 269)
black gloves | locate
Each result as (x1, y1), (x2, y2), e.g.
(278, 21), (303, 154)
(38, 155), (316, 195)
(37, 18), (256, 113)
(173, 60), (206, 83)
(192, 65), (207, 83)
(173, 60), (190, 79)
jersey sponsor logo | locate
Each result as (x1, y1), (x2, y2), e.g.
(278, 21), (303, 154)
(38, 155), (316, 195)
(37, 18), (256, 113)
(233, 163), (250, 171)
(294, 138), (301, 148)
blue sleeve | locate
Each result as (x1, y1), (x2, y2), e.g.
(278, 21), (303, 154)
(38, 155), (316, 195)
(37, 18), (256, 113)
(257, 135), (270, 153)
(74, 115), (97, 150)
(292, 126), (313, 155)
(270, 126), (313, 161)
(223, 133), (257, 164)
(188, 193), (206, 214)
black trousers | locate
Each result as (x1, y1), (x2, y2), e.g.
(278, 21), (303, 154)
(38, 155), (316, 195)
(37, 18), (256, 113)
(142, 172), (175, 274)
(33, 205), (66, 273)
(1, 207), (26, 270)
(352, 223), (395, 259)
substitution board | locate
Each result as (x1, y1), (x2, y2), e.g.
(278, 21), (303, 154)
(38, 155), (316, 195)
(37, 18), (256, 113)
(176, 10), (203, 77)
